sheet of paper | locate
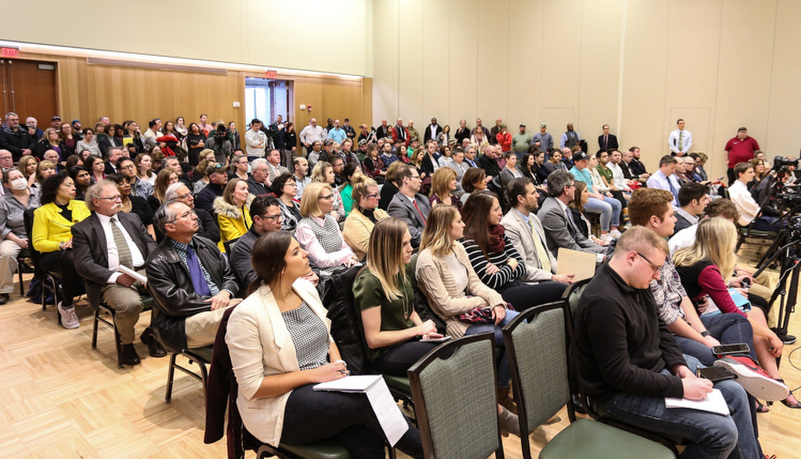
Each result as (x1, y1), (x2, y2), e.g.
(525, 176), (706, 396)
(556, 248), (597, 282)
(364, 378), (409, 446)
(118, 265), (148, 284)
(313, 374), (381, 393)
(665, 388), (729, 416)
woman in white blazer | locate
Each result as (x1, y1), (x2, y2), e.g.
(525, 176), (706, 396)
(226, 231), (423, 458)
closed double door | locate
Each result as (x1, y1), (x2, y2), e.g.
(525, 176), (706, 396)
(0, 58), (58, 125)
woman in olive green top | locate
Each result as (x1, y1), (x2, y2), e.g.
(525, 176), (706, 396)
(353, 217), (441, 375)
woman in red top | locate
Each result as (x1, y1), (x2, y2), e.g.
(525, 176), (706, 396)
(495, 124), (512, 152)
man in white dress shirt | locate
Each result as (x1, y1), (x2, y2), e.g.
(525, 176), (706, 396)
(668, 118), (692, 157)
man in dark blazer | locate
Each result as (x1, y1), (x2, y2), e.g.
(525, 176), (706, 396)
(536, 170), (606, 257)
(598, 124), (619, 151)
(423, 117), (442, 144)
(387, 164), (431, 248)
(72, 180), (165, 366)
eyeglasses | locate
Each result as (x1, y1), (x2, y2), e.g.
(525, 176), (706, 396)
(166, 209), (197, 223)
(635, 252), (662, 274)
(97, 195), (122, 201)
(175, 193), (193, 200)
(260, 214), (282, 221)
(318, 194), (334, 201)
(120, 164), (135, 170)
(365, 194), (378, 199)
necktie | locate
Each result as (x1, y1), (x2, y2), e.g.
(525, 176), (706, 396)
(678, 131), (683, 151)
(668, 177), (679, 203)
(604, 135), (608, 149)
(186, 246), (212, 296)
(110, 217), (133, 268)
(565, 208), (578, 237)
(412, 200), (427, 225)
(529, 219), (552, 273)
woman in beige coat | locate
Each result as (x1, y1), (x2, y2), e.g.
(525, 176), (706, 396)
(342, 175), (388, 260)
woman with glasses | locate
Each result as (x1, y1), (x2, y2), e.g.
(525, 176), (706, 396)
(342, 175), (388, 260)
(110, 174), (156, 241)
(272, 173), (302, 232)
(75, 128), (101, 158)
(229, 154), (250, 181)
(310, 161), (344, 221)
(294, 182), (358, 276)
(213, 178), (254, 252)
(32, 173), (91, 329)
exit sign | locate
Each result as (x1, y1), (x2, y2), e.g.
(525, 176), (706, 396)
(265, 70), (277, 78)
(1, 47), (19, 58)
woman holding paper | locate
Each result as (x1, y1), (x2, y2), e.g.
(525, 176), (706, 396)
(226, 231), (424, 457)
(674, 218), (798, 408)
(353, 218), (441, 376)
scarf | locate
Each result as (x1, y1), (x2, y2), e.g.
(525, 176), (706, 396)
(488, 224), (505, 254)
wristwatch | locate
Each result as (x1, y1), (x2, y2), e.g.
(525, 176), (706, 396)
(700, 330), (711, 337)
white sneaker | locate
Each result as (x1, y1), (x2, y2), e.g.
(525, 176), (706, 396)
(609, 229), (623, 238)
(600, 233), (614, 243)
(57, 302), (80, 329)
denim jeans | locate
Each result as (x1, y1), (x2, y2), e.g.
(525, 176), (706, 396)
(674, 314), (756, 367)
(600, 355), (760, 459)
(464, 309), (520, 388)
(584, 196), (621, 231)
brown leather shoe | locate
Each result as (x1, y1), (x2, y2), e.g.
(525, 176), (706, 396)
(140, 328), (167, 358)
(120, 343), (141, 366)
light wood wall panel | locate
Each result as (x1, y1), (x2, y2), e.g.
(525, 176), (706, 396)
(373, 0), (801, 178)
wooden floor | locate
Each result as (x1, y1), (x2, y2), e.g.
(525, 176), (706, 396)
(1, 241), (800, 458)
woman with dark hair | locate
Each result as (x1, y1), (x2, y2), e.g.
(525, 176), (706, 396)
(110, 174), (156, 240)
(86, 155), (106, 183)
(69, 166), (92, 201)
(283, 122), (297, 169)
(338, 162), (362, 217)
(461, 192), (567, 310)
(226, 231), (423, 458)
(36, 127), (66, 161)
(186, 122), (207, 166)
(174, 116), (188, 140)
(459, 167), (487, 205)
(569, 181), (608, 247)
(147, 168), (179, 213)
(64, 154), (83, 171)
(362, 144), (386, 185)
(98, 124), (124, 156)
(75, 128), (101, 157)
(31, 173), (90, 329)
(123, 120), (145, 154)
(272, 173), (302, 232)
(60, 124), (77, 157)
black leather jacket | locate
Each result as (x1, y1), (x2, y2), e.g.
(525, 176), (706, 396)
(146, 235), (239, 352)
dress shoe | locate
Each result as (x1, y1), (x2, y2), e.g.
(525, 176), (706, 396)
(141, 328), (167, 358)
(0, 293), (9, 305)
(120, 343), (141, 366)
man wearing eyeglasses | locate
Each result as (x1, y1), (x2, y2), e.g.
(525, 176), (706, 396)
(147, 200), (241, 352)
(387, 165), (430, 248)
(72, 180), (165, 366)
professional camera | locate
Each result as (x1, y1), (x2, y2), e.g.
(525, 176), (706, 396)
(774, 155), (799, 169)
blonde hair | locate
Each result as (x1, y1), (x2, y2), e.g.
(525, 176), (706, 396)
(351, 173), (378, 207)
(311, 161), (332, 183)
(37, 160), (56, 181)
(429, 167), (456, 200)
(19, 156), (39, 180)
(419, 205), (460, 257)
(365, 218), (409, 301)
(299, 182), (331, 217)
(673, 218), (737, 279)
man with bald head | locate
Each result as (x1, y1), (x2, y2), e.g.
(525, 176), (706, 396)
(391, 117), (410, 147)
(299, 118), (325, 154)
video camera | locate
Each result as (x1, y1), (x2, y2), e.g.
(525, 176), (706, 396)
(774, 155), (799, 169)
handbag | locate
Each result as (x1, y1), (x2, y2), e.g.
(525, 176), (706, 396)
(457, 302), (515, 324)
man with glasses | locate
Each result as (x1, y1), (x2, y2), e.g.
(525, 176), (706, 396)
(0, 150), (13, 198)
(388, 165), (430, 248)
(537, 170), (606, 258)
(0, 112), (35, 162)
(246, 158), (271, 196)
(163, 183), (220, 244)
(72, 180), (165, 366)
(574, 225), (764, 459)
(147, 200), (241, 351)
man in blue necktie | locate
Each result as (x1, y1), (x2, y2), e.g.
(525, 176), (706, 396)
(146, 201), (241, 352)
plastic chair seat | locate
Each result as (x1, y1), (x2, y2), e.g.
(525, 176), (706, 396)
(277, 440), (352, 459)
(540, 418), (675, 459)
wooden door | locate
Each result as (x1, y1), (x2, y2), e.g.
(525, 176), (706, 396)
(0, 59), (58, 125)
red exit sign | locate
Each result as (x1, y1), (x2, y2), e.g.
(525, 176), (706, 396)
(265, 70), (278, 78)
(1, 47), (19, 58)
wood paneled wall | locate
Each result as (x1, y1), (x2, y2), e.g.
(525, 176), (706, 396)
(13, 51), (372, 139)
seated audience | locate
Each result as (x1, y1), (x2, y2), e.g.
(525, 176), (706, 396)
(378, 160), (406, 211)
(229, 195), (285, 287)
(428, 167), (461, 210)
(246, 158), (271, 196)
(623, 146), (649, 180)
(574, 226), (763, 458)
(570, 151), (622, 241)
(75, 127), (101, 158)
(462, 191), (566, 309)
(675, 182), (710, 233)
(502, 178), (574, 288)
(226, 231), (424, 457)
(213, 178), (254, 252)
(310, 161), (345, 221)
(538, 170), (606, 257)
(294, 182), (358, 276)
(195, 162), (229, 213)
(110, 174), (155, 240)
(32, 173), (91, 328)
(19, 155), (39, 188)
(387, 165), (430, 248)
(592, 150), (627, 212)
(272, 173), (302, 232)
(446, 148), (468, 196)
(117, 156), (153, 199)
(339, 163), (362, 217)
(135, 153), (156, 186)
(729, 162), (779, 230)
(459, 167), (487, 205)
(646, 155), (681, 206)
(362, 144), (386, 184)
(568, 182), (609, 247)
(86, 155), (106, 183)
(0, 168), (38, 304)
(229, 153), (250, 181)
(72, 180), (165, 366)
(162, 183), (219, 243)
(69, 165), (92, 201)
(354, 217), (441, 374)
(292, 157), (311, 201)
(689, 152), (709, 181)
(147, 200), (241, 351)
(415, 205), (521, 435)
(498, 151), (523, 196)
(342, 175), (388, 260)
(147, 168), (180, 213)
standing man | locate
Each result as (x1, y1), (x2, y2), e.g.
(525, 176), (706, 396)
(490, 117), (503, 145)
(292, 157), (311, 201)
(454, 119), (470, 145)
(471, 118), (490, 139)
(375, 120), (391, 140)
(387, 165), (430, 248)
(646, 155), (681, 206)
(268, 115), (285, 154)
(598, 124), (618, 152)
(532, 124), (553, 153)
(245, 119), (267, 161)
(725, 127), (760, 185)
(326, 119), (346, 144)
(391, 118), (410, 147)
(73, 180), (165, 366)
(405, 120), (419, 143)
(26, 117), (44, 140)
(574, 226), (762, 459)
(560, 123), (580, 150)
(0, 112), (34, 161)
(423, 117), (441, 144)
(299, 118), (325, 154)
(512, 124), (532, 155)
(668, 118), (692, 157)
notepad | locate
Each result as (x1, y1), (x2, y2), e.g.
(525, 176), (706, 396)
(556, 248), (597, 282)
(118, 265), (147, 284)
(665, 388), (730, 416)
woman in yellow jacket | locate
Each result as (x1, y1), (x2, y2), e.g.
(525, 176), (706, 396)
(342, 174), (388, 260)
(32, 173), (91, 329)
(213, 178), (254, 252)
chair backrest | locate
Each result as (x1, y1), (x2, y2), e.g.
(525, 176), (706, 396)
(503, 301), (571, 444)
(561, 277), (591, 317)
(22, 208), (42, 264)
(408, 333), (503, 459)
(223, 237), (240, 259)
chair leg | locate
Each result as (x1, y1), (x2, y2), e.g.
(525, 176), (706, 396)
(165, 353), (178, 402)
(17, 264), (24, 297)
(92, 309), (100, 349)
(112, 313), (123, 370)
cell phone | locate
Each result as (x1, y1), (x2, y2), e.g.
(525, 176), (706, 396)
(741, 278), (752, 288)
(421, 335), (452, 343)
(712, 343), (750, 356)
(697, 366), (737, 383)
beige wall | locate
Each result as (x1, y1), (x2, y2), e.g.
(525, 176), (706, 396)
(372, 0), (801, 178)
(1, 0), (370, 77)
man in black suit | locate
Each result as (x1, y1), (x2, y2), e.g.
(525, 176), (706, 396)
(387, 165), (431, 248)
(598, 124), (619, 152)
(104, 147), (124, 176)
(423, 117), (442, 144)
(73, 180), (165, 366)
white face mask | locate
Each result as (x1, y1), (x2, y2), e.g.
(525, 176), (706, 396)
(11, 177), (28, 191)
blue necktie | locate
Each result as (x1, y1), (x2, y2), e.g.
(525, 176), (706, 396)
(668, 177), (679, 203)
(186, 246), (212, 296)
